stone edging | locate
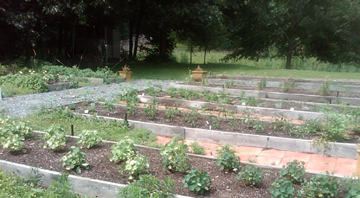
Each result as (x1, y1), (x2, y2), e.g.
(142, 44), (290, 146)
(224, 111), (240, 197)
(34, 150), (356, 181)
(0, 159), (191, 198)
(170, 83), (360, 105)
(138, 95), (325, 121)
(75, 113), (358, 159)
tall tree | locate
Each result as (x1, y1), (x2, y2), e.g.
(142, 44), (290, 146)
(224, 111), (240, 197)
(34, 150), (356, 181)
(221, 0), (360, 69)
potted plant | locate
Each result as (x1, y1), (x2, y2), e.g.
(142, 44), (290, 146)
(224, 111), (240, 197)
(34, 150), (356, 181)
(118, 65), (132, 81)
(191, 65), (207, 82)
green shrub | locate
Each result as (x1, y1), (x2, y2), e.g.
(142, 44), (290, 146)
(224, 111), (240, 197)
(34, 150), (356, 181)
(183, 168), (211, 194)
(164, 103), (180, 122)
(299, 173), (339, 198)
(109, 138), (136, 163)
(0, 73), (48, 93)
(121, 154), (149, 179)
(279, 160), (305, 184)
(160, 135), (191, 172)
(41, 124), (67, 150)
(183, 107), (199, 127)
(189, 141), (205, 155)
(77, 130), (102, 149)
(60, 146), (89, 173)
(216, 144), (240, 172)
(0, 117), (32, 151)
(118, 174), (174, 198)
(342, 177), (360, 198)
(237, 165), (262, 186)
(269, 177), (295, 198)
(143, 99), (157, 120)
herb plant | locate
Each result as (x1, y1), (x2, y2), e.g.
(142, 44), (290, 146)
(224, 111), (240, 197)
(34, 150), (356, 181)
(189, 141), (205, 155)
(118, 174), (174, 198)
(279, 160), (305, 184)
(160, 135), (191, 172)
(121, 154), (149, 179)
(183, 168), (211, 194)
(216, 144), (240, 172)
(299, 173), (339, 198)
(42, 124), (67, 150)
(77, 130), (102, 149)
(109, 138), (136, 163)
(60, 146), (89, 173)
(237, 165), (262, 186)
(269, 177), (295, 198)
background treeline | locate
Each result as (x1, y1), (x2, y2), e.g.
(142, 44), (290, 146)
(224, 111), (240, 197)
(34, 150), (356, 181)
(0, 0), (359, 69)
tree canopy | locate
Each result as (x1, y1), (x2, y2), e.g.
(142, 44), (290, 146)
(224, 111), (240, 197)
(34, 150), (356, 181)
(1, 0), (359, 68)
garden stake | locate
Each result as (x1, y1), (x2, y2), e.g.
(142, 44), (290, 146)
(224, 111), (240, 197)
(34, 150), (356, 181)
(264, 137), (269, 150)
(71, 124), (74, 136)
(356, 149), (360, 176)
(124, 112), (129, 127)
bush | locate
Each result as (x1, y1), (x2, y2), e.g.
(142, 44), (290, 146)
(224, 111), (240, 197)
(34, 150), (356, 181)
(269, 177), (295, 198)
(41, 124), (67, 150)
(109, 138), (136, 163)
(278, 160), (305, 184)
(160, 135), (191, 172)
(237, 165), (262, 186)
(60, 146), (89, 173)
(342, 177), (360, 198)
(77, 130), (102, 149)
(216, 144), (240, 172)
(299, 173), (339, 198)
(189, 141), (205, 155)
(183, 168), (211, 194)
(121, 154), (149, 180)
(0, 117), (32, 151)
(118, 174), (174, 198)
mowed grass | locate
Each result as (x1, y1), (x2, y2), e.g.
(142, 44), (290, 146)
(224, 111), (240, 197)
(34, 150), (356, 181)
(112, 62), (360, 81)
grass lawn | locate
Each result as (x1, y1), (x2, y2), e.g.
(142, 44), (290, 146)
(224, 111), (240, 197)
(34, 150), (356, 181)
(111, 62), (360, 81)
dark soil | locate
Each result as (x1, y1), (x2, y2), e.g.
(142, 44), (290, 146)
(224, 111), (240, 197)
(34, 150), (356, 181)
(70, 102), (360, 144)
(0, 134), (339, 198)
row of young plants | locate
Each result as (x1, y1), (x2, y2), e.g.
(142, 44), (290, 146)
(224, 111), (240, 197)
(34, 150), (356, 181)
(43, 65), (118, 79)
(111, 87), (360, 145)
(1, 114), (359, 197)
(122, 135), (360, 197)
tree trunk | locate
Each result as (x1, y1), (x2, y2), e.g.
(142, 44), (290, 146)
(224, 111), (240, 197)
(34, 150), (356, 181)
(285, 47), (292, 69)
(128, 20), (134, 60)
(189, 42), (192, 64)
(58, 24), (63, 54)
(203, 46), (207, 64)
(132, 0), (145, 60)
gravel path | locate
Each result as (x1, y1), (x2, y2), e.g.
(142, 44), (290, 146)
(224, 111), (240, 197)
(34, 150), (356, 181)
(0, 79), (179, 117)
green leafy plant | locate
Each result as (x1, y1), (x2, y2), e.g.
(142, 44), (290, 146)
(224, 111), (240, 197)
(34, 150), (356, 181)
(206, 115), (221, 129)
(189, 141), (205, 155)
(319, 79), (331, 95)
(237, 165), (262, 186)
(160, 135), (191, 172)
(144, 84), (162, 96)
(299, 173), (339, 198)
(118, 174), (174, 198)
(0, 117), (32, 151)
(109, 138), (136, 163)
(102, 101), (114, 111)
(253, 118), (265, 132)
(121, 154), (149, 179)
(164, 103), (180, 121)
(143, 98), (157, 120)
(77, 130), (102, 149)
(41, 124), (67, 150)
(183, 107), (199, 127)
(269, 177), (295, 198)
(342, 177), (360, 198)
(280, 80), (295, 92)
(257, 77), (267, 90)
(216, 144), (240, 172)
(279, 160), (305, 184)
(183, 168), (211, 194)
(272, 115), (292, 133)
(60, 146), (89, 173)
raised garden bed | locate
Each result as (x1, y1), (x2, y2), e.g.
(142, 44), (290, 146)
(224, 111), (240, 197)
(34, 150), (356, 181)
(208, 75), (360, 93)
(170, 83), (360, 105)
(0, 133), (352, 198)
(69, 102), (359, 158)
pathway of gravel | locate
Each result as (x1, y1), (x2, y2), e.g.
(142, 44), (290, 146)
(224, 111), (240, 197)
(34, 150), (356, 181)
(0, 79), (178, 117)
